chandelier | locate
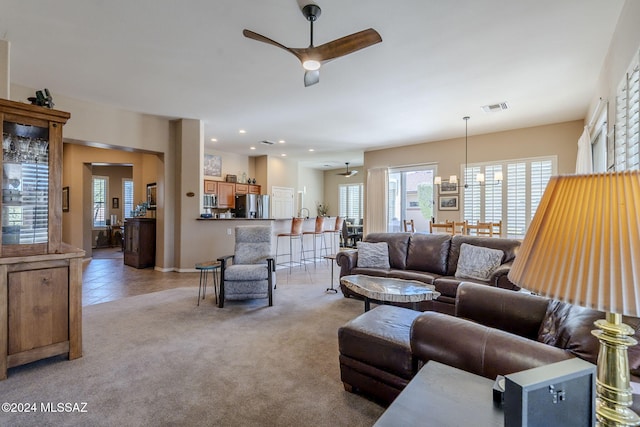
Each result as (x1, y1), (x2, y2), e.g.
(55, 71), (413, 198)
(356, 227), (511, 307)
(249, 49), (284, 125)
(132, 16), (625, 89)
(434, 116), (502, 188)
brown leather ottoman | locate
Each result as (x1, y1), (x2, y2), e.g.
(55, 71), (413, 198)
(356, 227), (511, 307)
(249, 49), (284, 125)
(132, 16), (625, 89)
(338, 305), (422, 405)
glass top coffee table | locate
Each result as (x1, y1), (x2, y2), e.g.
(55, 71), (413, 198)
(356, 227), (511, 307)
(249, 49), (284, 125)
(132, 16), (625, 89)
(340, 274), (440, 312)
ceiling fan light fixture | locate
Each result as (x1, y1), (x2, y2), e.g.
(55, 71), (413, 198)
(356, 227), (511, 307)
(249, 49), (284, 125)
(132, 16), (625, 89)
(337, 162), (358, 177)
(243, 4), (381, 87)
(302, 59), (321, 71)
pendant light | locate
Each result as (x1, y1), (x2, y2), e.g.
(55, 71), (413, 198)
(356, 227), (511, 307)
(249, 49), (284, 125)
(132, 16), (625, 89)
(435, 116), (503, 187)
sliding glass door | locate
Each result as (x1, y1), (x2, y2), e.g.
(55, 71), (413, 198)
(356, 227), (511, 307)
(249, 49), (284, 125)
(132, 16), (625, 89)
(387, 166), (436, 233)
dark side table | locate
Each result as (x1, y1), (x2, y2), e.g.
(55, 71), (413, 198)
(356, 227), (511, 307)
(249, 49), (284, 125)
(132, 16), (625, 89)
(374, 361), (503, 426)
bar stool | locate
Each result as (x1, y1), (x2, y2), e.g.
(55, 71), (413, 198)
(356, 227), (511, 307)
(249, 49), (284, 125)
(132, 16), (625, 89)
(302, 216), (328, 264)
(323, 216), (344, 254)
(275, 217), (306, 273)
(196, 261), (221, 306)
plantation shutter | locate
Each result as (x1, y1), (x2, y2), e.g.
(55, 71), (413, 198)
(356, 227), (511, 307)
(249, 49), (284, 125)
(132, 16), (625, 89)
(506, 162), (526, 237)
(123, 179), (134, 218)
(530, 160), (552, 221)
(615, 52), (640, 171)
(93, 176), (108, 227)
(484, 164), (502, 223)
(463, 166), (481, 223)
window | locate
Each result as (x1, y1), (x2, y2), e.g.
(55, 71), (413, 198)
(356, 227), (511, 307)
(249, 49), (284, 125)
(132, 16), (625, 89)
(123, 179), (134, 219)
(463, 157), (556, 238)
(387, 166), (436, 232)
(339, 183), (363, 223)
(92, 176), (108, 227)
(615, 48), (640, 171)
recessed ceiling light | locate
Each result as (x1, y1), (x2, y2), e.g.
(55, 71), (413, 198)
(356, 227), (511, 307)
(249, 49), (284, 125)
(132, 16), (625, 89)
(210, 138), (217, 142)
(278, 140), (285, 144)
(250, 146), (256, 150)
(239, 129), (246, 134)
(309, 148), (315, 152)
(281, 153), (287, 157)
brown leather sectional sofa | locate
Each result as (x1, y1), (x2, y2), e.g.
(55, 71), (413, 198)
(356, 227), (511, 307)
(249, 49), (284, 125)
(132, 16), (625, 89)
(336, 232), (522, 314)
(338, 282), (640, 406)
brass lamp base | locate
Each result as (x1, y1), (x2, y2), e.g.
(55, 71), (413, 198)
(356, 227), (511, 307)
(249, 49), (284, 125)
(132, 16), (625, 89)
(592, 312), (640, 426)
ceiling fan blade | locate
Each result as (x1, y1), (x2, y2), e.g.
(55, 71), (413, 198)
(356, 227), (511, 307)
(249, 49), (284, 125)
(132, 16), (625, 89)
(304, 70), (320, 87)
(242, 29), (303, 62)
(313, 28), (382, 62)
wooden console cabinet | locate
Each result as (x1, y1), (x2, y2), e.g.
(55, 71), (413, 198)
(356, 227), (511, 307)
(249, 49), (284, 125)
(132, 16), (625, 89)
(0, 99), (84, 379)
(124, 218), (156, 268)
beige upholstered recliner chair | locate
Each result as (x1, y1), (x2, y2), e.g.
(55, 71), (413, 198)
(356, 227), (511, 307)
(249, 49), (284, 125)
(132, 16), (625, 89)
(217, 225), (276, 308)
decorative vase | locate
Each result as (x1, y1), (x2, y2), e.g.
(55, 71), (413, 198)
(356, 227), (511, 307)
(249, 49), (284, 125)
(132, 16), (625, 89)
(252, 178), (256, 184)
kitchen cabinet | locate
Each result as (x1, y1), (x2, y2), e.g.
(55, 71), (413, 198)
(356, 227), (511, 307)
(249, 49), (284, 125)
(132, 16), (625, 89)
(124, 218), (156, 269)
(204, 180), (217, 194)
(217, 182), (236, 209)
(0, 98), (84, 380)
(235, 183), (248, 194)
(249, 185), (261, 194)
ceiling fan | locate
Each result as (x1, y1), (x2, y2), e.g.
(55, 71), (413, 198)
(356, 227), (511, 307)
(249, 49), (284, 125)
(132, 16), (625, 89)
(243, 4), (382, 87)
(337, 162), (358, 177)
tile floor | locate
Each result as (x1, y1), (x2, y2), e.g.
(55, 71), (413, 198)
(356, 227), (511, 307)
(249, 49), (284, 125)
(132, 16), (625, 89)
(83, 247), (340, 306)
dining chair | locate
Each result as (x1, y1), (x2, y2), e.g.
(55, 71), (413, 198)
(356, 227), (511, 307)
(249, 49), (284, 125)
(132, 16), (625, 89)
(429, 221), (454, 234)
(452, 220), (467, 235)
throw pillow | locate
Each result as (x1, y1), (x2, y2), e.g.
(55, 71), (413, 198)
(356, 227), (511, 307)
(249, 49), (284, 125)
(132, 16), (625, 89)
(356, 241), (391, 269)
(454, 243), (504, 281)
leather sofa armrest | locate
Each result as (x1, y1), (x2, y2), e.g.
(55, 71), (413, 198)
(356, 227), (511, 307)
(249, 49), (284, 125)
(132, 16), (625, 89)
(489, 261), (521, 291)
(336, 250), (358, 278)
(455, 282), (549, 340)
(410, 312), (573, 381)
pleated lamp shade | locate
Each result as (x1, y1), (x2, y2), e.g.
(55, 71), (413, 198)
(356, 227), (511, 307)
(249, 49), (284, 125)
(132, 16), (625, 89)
(508, 171), (640, 317)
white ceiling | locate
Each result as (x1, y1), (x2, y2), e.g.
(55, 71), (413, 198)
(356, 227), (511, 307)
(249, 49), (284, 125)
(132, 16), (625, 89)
(0, 0), (625, 169)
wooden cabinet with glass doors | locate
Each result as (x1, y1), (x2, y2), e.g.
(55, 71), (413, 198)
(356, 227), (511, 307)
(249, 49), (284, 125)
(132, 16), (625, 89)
(0, 99), (84, 379)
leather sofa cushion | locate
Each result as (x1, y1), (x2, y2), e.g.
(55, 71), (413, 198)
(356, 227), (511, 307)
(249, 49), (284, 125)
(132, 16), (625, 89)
(447, 235), (521, 276)
(538, 300), (640, 376)
(365, 233), (411, 270)
(405, 233), (451, 276)
(338, 305), (422, 379)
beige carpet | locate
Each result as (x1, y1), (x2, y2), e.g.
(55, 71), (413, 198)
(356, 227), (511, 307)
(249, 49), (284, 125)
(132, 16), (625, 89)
(0, 285), (384, 427)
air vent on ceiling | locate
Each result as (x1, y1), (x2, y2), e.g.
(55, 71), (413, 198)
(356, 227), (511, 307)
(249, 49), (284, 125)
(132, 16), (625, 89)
(260, 140), (275, 145)
(481, 102), (509, 113)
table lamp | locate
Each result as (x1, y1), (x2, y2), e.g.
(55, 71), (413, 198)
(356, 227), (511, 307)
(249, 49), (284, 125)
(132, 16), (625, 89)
(508, 171), (640, 426)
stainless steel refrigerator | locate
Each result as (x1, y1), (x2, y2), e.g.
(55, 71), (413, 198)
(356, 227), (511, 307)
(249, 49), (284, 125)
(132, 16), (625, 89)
(234, 194), (270, 218)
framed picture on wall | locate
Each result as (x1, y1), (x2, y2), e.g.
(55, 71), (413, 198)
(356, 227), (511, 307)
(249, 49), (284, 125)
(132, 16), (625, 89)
(204, 154), (222, 177)
(112, 197), (119, 209)
(147, 183), (157, 210)
(439, 180), (458, 195)
(439, 196), (458, 211)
